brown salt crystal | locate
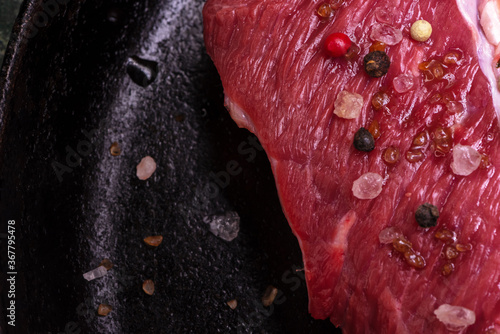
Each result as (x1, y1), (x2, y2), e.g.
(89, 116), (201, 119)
(262, 285), (279, 307)
(404, 250), (426, 269)
(412, 131), (429, 147)
(393, 237), (412, 253)
(480, 154), (490, 169)
(142, 279), (155, 295)
(317, 3), (333, 18)
(443, 52), (460, 65)
(382, 146), (400, 164)
(109, 142), (121, 156)
(369, 41), (386, 52)
(456, 243), (473, 252)
(445, 246), (459, 260)
(144, 235), (163, 247)
(406, 149), (425, 163)
(371, 91), (390, 110)
(442, 263), (455, 276)
(368, 120), (381, 140)
(98, 304), (113, 316)
(99, 258), (113, 270)
(435, 229), (457, 244)
(226, 299), (238, 309)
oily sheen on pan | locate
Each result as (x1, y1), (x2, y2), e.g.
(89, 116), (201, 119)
(203, 0), (500, 332)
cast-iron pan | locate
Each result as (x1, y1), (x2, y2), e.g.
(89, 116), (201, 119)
(0, 0), (342, 333)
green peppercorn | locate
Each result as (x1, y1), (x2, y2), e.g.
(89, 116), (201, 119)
(415, 203), (439, 228)
(353, 127), (375, 152)
(364, 51), (390, 77)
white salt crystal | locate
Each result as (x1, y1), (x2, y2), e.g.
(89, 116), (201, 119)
(434, 304), (476, 331)
(443, 73), (456, 88)
(374, 6), (395, 24)
(446, 101), (463, 115)
(352, 173), (384, 200)
(450, 144), (481, 176)
(334, 90), (364, 119)
(83, 265), (108, 281)
(203, 211), (240, 242)
(369, 23), (403, 45)
(393, 74), (415, 93)
(379, 227), (403, 244)
(136, 156), (157, 180)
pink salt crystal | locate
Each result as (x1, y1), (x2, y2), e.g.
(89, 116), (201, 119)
(393, 74), (415, 93)
(451, 144), (481, 176)
(334, 90), (364, 119)
(379, 227), (403, 244)
(446, 101), (463, 115)
(136, 156), (157, 180)
(369, 23), (403, 45)
(434, 304), (476, 331)
(352, 172), (384, 199)
(374, 6), (395, 24)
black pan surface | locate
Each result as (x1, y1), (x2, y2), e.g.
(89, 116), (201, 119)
(0, 0), (341, 333)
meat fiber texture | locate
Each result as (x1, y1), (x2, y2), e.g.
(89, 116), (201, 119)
(203, 0), (500, 333)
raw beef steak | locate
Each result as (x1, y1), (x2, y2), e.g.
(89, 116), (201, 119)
(203, 0), (500, 332)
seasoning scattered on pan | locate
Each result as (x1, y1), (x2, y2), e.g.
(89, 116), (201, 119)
(142, 279), (155, 295)
(144, 235), (163, 247)
(83, 266), (108, 281)
(203, 212), (240, 242)
(97, 304), (113, 316)
(109, 142), (121, 156)
(99, 258), (113, 270)
(262, 285), (278, 307)
(226, 299), (238, 310)
(136, 156), (157, 180)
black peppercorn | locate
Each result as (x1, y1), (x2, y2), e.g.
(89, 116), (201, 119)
(353, 127), (375, 152)
(364, 51), (390, 77)
(415, 203), (439, 228)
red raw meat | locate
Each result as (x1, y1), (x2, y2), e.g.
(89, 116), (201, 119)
(203, 0), (500, 332)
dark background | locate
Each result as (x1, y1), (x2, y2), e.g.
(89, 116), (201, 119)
(0, 0), (340, 333)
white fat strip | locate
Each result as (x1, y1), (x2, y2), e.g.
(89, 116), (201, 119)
(457, 0), (500, 120)
(480, 0), (500, 46)
(331, 210), (357, 249)
(224, 95), (257, 133)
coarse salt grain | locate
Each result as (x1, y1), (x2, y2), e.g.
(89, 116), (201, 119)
(379, 227), (403, 244)
(83, 266), (108, 281)
(450, 144), (481, 176)
(374, 6), (395, 24)
(434, 304), (476, 331)
(136, 156), (157, 180)
(369, 23), (403, 45)
(334, 90), (364, 119)
(203, 211), (240, 242)
(393, 74), (415, 93)
(352, 172), (384, 199)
